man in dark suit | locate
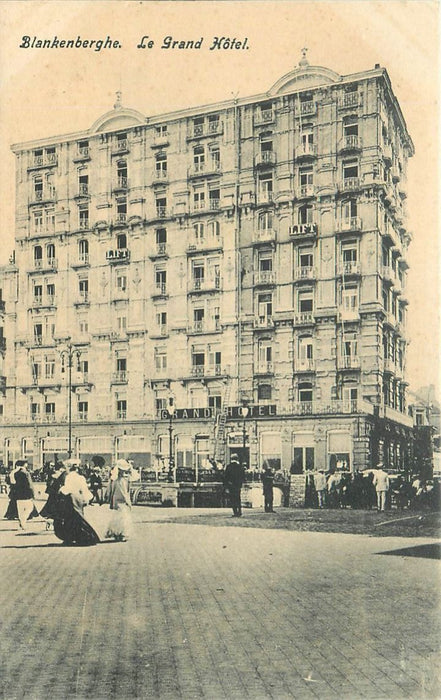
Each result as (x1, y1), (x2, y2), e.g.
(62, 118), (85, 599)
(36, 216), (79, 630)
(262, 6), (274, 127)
(223, 453), (245, 517)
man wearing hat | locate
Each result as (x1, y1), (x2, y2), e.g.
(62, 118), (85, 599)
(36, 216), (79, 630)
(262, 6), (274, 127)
(223, 453), (246, 517)
(373, 463), (390, 512)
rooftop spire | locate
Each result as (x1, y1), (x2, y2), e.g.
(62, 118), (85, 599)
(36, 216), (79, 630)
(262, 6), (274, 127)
(299, 47), (309, 68)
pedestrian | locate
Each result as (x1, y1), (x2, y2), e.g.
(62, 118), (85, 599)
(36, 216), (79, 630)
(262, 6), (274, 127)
(106, 459), (134, 541)
(54, 460), (99, 546)
(89, 467), (103, 505)
(13, 460), (35, 529)
(223, 453), (245, 517)
(39, 463), (67, 521)
(314, 469), (327, 508)
(261, 464), (275, 512)
(373, 464), (390, 512)
(4, 466), (19, 520)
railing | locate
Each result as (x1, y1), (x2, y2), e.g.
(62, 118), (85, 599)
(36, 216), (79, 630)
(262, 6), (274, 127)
(153, 170), (168, 181)
(291, 399), (362, 415)
(154, 283), (167, 296)
(340, 135), (362, 151)
(339, 92), (360, 109)
(77, 146), (89, 158)
(254, 316), (274, 328)
(112, 371), (128, 383)
(78, 253), (89, 265)
(296, 359), (315, 372)
(294, 266), (315, 281)
(257, 192), (273, 205)
(43, 414), (57, 423)
(254, 229), (277, 243)
(155, 243), (167, 256)
(115, 176), (129, 189)
(297, 143), (317, 157)
(299, 101), (316, 116)
(187, 235), (222, 252)
(78, 413), (89, 422)
(337, 217), (362, 232)
(338, 261), (361, 276)
(156, 206), (168, 218)
(341, 177), (360, 191)
(117, 410), (127, 420)
(115, 213), (127, 224)
(255, 109), (274, 124)
(114, 139), (128, 152)
(294, 312), (315, 325)
(190, 162), (222, 176)
(78, 183), (89, 196)
(255, 271), (276, 285)
(32, 154), (57, 168)
(193, 320), (205, 333)
(381, 266), (396, 284)
(338, 356), (360, 369)
(299, 185), (315, 197)
(191, 277), (221, 292)
(255, 362), (273, 374)
(208, 120), (222, 134)
(76, 293), (89, 304)
(32, 189), (56, 202)
(79, 220), (90, 230)
(383, 358), (396, 373)
(191, 366), (205, 377)
(255, 152), (276, 166)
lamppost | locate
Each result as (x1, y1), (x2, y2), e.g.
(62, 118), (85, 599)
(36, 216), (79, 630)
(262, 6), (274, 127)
(241, 402), (250, 467)
(60, 340), (82, 458)
(166, 394), (175, 482)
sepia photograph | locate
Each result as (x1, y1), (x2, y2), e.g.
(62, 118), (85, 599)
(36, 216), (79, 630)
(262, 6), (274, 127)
(0, 1), (439, 698)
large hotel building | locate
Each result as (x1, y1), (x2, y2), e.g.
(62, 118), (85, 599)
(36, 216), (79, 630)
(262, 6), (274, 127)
(0, 56), (414, 476)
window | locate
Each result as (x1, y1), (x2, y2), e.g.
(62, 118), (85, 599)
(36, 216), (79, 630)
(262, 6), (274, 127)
(258, 293), (272, 322)
(343, 116), (358, 138)
(79, 316), (89, 334)
(78, 401), (88, 421)
(341, 241), (357, 263)
(341, 284), (358, 313)
(155, 268), (166, 294)
(258, 383), (272, 400)
(342, 333), (358, 358)
(116, 274), (127, 292)
(299, 247), (313, 269)
(79, 239), (89, 262)
(208, 220), (220, 237)
(258, 340), (273, 371)
(343, 159), (359, 181)
(156, 125), (168, 136)
(301, 126), (314, 148)
(209, 187), (220, 208)
(47, 244), (56, 263)
(34, 246), (43, 266)
(34, 176), (43, 200)
(31, 403), (40, 418)
(258, 211), (273, 230)
(292, 445), (315, 473)
(79, 360), (88, 380)
(156, 228), (167, 249)
(208, 114), (220, 132)
(45, 355), (55, 379)
(258, 251), (273, 272)
(32, 360), (41, 381)
(194, 187), (205, 210)
(176, 436), (193, 469)
(194, 222), (204, 240)
(33, 283), (43, 303)
(299, 166), (313, 193)
(208, 349), (222, 374)
(79, 278), (89, 300)
(79, 206), (89, 229)
(298, 336), (314, 368)
(342, 199), (358, 221)
(193, 146), (205, 171)
(77, 140), (89, 157)
(117, 160), (127, 187)
(259, 173), (273, 199)
(208, 393), (222, 410)
(299, 381), (313, 403)
(155, 347), (167, 373)
(78, 171), (88, 196)
(46, 283), (55, 302)
(342, 385), (358, 411)
(117, 233), (127, 249)
(45, 402), (56, 418)
(298, 289), (313, 313)
(156, 197), (167, 217)
(192, 259), (205, 287)
(193, 116), (204, 136)
(191, 350), (205, 376)
(196, 438), (210, 469)
(328, 431), (351, 471)
(44, 316), (55, 341)
(193, 307), (205, 331)
(298, 205), (314, 224)
(117, 399), (127, 419)
(34, 323), (43, 344)
(210, 146), (220, 169)
(117, 315), (127, 332)
(33, 212), (43, 234)
(116, 358), (127, 380)
(260, 433), (281, 471)
(116, 198), (127, 221)
(155, 152), (167, 177)
(156, 310), (167, 333)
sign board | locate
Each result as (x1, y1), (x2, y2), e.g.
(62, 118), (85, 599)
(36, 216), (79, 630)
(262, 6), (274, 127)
(160, 405), (277, 420)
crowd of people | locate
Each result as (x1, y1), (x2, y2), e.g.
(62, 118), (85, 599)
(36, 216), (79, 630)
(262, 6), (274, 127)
(3, 458), (139, 545)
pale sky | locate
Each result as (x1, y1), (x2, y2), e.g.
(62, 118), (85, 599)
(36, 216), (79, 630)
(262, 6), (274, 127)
(0, 0), (439, 398)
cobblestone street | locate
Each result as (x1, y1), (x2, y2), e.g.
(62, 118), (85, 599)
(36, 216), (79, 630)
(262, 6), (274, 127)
(1, 505), (440, 699)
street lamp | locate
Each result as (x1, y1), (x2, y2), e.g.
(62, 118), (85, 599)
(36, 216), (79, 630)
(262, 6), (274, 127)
(60, 340), (82, 458)
(166, 394), (175, 483)
(241, 402), (250, 467)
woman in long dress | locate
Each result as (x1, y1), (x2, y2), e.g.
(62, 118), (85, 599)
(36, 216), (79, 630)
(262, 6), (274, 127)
(4, 467), (19, 520)
(53, 460), (100, 546)
(13, 461), (35, 529)
(106, 459), (134, 542)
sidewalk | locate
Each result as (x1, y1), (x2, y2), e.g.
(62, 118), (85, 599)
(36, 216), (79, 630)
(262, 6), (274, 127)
(1, 507), (440, 699)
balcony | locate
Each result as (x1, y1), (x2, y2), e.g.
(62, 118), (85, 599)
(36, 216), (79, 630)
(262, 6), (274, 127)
(338, 261), (361, 277)
(42, 414), (57, 423)
(257, 192), (274, 206)
(299, 101), (316, 116)
(30, 188), (56, 205)
(78, 413), (89, 422)
(340, 177), (361, 192)
(290, 399), (365, 416)
(73, 146), (90, 161)
(294, 266), (315, 282)
(106, 248), (130, 263)
(296, 143), (317, 160)
(296, 359), (315, 373)
(298, 184), (315, 199)
(113, 176), (129, 192)
(111, 371), (128, 384)
(187, 236), (223, 255)
(254, 270), (276, 286)
(29, 153), (58, 169)
(149, 243), (168, 259)
(381, 266), (396, 285)
(152, 170), (169, 185)
(152, 134), (170, 148)
(72, 254), (90, 268)
(254, 152), (276, 168)
(113, 213), (128, 227)
(336, 217), (363, 233)
(116, 410), (127, 420)
(74, 293), (90, 306)
(191, 365), (205, 377)
(255, 362), (274, 375)
(383, 358), (396, 374)
(189, 121), (223, 139)
(294, 312), (315, 326)
(339, 135), (362, 153)
(155, 206), (169, 219)
(253, 229), (277, 245)
(75, 183), (90, 198)
(112, 139), (129, 155)
(339, 92), (361, 109)
(382, 143), (393, 164)
(255, 109), (274, 125)
(254, 316), (274, 329)
(289, 223), (318, 239)
(150, 325), (168, 338)
(188, 162), (222, 178)
(189, 277), (221, 294)
(338, 356), (361, 370)
(152, 283), (168, 298)
(31, 258), (58, 273)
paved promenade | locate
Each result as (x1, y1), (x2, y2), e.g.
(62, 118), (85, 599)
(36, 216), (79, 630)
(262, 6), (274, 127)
(1, 505), (440, 699)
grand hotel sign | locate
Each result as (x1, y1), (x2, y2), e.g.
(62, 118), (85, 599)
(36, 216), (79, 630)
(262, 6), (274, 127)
(160, 405), (277, 420)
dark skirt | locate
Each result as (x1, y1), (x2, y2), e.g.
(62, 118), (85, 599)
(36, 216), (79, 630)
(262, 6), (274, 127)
(4, 498), (18, 520)
(53, 496), (99, 546)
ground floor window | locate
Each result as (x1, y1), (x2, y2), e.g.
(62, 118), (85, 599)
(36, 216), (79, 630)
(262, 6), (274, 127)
(292, 446), (314, 473)
(260, 432), (281, 471)
(328, 431), (351, 471)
